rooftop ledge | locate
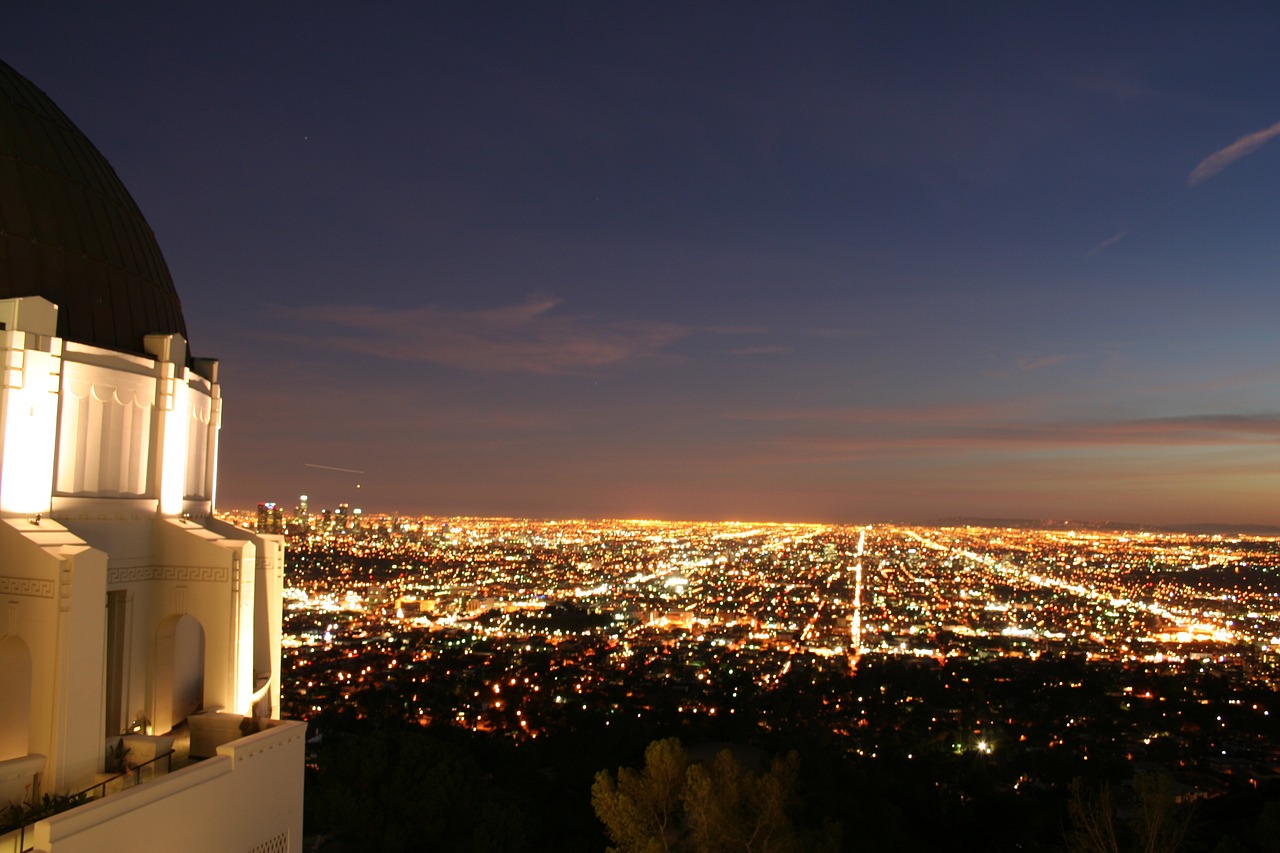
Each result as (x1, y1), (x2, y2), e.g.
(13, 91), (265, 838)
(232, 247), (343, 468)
(28, 720), (305, 853)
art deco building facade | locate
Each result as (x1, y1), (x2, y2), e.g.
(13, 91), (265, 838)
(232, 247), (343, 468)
(0, 60), (303, 852)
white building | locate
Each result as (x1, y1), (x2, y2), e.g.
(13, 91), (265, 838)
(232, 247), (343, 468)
(0, 60), (304, 852)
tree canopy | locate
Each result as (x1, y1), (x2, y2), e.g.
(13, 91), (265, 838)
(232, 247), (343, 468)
(592, 737), (838, 853)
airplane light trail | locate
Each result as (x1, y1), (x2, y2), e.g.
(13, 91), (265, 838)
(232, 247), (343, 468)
(304, 463), (366, 474)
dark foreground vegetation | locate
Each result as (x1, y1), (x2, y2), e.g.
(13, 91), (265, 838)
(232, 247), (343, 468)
(301, 656), (1280, 852)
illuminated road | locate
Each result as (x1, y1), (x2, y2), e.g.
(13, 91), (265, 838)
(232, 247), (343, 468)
(851, 527), (866, 661)
(900, 527), (1237, 644)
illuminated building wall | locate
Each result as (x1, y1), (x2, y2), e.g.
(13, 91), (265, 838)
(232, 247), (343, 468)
(0, 59), (301, 852)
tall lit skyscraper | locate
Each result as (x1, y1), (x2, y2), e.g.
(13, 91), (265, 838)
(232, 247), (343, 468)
(0, 59), (303, 851)
(258, 502), (285, 535)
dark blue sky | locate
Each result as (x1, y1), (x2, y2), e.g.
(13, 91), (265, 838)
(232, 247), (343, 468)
(6, 3), (1280, 523)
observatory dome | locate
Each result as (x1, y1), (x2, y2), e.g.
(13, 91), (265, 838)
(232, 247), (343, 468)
(0, 59), (187, 354)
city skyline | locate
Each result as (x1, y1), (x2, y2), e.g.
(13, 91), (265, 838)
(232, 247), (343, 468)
(5, 4), (1280, 524)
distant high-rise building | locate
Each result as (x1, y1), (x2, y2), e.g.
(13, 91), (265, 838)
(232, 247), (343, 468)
(0, 59), (303, 851)
(258, 502), (285, 534)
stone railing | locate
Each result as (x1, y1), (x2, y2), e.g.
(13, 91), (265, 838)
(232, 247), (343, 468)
(29, 720), (304, 853)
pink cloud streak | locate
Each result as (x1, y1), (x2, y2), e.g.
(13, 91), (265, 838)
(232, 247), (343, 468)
(1188, 119), (1280, 185)
(281, 296), (690, 375)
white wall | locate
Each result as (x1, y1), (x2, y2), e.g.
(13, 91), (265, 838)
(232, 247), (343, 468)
(0, 519), (107, 795)
(32, 721), (306, 853)
(0, 298), (300, 851)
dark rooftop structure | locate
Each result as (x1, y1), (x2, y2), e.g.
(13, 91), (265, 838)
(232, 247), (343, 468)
(0, 58), (187, 355)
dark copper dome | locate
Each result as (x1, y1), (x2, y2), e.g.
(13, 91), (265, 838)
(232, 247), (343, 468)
(0, 59), (187, 354)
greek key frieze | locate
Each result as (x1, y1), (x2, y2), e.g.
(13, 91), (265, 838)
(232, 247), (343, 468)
(107, 565), (230, 585)
(108, 566), (155, 584)
(0, 576), (55, 598)
(156, 565), (228, 583)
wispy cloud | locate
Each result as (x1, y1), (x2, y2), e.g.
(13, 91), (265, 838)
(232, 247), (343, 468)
(807, 327), (868, 339)
(730, 345), (790, 356)
(1086, 230), (1128, 258)
(945, 413), (1280, 448)
(729, 406), (1280, 462)
(1012, 353), (1081, 373)
(983, 352), (1089, 381)
(282, 296), (690, 375)
(1188, 120), (1280, 186)
(727, 401), (1039, 426)
(1108, 413), (1271, 444)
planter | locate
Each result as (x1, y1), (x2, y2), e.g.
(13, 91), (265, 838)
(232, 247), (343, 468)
(187, 711), (246, 759)
(0, 753), (45, 808)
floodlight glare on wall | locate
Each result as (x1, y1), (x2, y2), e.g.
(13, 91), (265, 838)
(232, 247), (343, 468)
(158, 364), (192, 516)
(0, 330), (61, 515)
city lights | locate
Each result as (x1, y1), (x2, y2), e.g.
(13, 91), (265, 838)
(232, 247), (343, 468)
(222, 506), (1280, 804)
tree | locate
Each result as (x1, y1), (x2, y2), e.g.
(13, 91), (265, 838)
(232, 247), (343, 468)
(592, 737), (831, 853)
(591, 737), (688, 853)
(683, 748), (800, 853)
(1067, 778), (1122, 853)
(1067, 773), (1193, 853)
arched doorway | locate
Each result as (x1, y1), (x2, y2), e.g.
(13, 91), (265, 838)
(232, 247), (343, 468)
(153, 614), (204, 734)
(0, 635), (32, 761)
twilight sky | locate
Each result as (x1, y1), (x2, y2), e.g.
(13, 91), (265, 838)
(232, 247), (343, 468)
(5, 3), (1280, 524)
